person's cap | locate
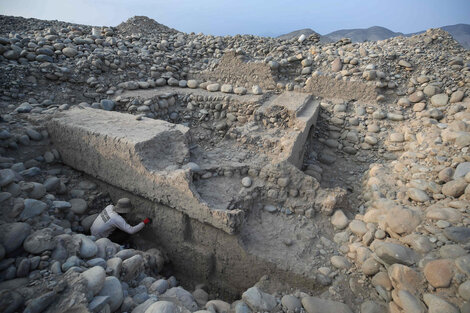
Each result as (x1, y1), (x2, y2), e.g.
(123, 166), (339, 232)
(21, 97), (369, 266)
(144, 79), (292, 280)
(115, 198), (132, 214)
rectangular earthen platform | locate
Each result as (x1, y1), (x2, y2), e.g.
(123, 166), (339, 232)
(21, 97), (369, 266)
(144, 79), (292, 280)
(47, 107), (243, 234)
(48, 91), (319, 234)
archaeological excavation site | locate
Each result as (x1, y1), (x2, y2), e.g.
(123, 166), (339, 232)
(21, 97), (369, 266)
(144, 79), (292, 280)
(0, 14), (470, 313)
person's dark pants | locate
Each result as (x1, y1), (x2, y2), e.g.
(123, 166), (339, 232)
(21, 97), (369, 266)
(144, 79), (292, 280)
(108, 229), (131, 246)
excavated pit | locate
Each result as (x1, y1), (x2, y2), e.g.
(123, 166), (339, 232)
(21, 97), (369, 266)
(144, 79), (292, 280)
(46, 89), (355, 300)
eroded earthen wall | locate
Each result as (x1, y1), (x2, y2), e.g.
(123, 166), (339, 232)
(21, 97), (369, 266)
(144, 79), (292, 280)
(304, 75), (380, 103)
(194, 51), (277, 90)
(95, 179), (322, 300)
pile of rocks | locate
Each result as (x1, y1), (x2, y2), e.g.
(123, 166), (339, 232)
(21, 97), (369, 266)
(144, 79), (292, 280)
(1, 13), (470, 313)
(116, 16), (178, 38)
(1, 14), (468, 106)
(300, 40), (470, 313)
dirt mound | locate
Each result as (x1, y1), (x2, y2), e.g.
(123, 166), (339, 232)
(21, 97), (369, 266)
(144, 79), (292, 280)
(116, 16), (178, 37)
(195, 50), (277, 90)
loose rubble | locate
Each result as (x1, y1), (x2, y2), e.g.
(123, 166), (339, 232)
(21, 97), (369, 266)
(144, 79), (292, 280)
(0, 13), (470, 313)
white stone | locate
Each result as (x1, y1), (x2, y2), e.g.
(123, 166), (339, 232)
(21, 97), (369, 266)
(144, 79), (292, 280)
(331, 210), (349, 229)
(241, 177), (252, 188)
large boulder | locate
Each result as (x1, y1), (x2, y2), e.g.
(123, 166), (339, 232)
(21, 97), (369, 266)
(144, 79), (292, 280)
(388, 264), (421, 292)
(150, 279), (169, 294)
(423, 293), (459, 313)
(206, 300), (230, 312)
(397, 290), (426, 313)
(100, 99), (115, 111)
(98, 276), (123, 312)
(121, 254), (144, 281)
(132, 298), (157, 313)
(70, 198), (88, 214)
(144, 301), (178, 313)
(374, 242), (418, 266)
(0, 169), (15, 187)
(62, 47), (78, 57)
(162, 287), (198, 311)
(442, 178), (468, 198)
(80, 266), (106, 296)
(423, 259), (454, 288)
(0, 290), (24, 313)
(386, 207), (421, 234)
(23, 228), (56, 254)
(106, 257), (123, 277)
(281, 295), (302, 312)
(143, 248), (165, 273)
(20, 199), (47, 221)
(301, 296), (352, 313)
(242, 287), (276, 312)
(23, 291), (58, 313)
(81, 213), (99, 233)
(430, 93), (448, 106)
(95, 237), (119, 259)
(74, 234), (97, 259)
(0, 222), (31, 254)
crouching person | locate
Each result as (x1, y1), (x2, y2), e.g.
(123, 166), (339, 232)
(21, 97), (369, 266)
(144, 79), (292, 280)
(91, 198), (151, 243)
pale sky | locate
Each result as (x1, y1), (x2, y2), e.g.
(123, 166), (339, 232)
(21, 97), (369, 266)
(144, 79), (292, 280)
(0, 0), (469, 37)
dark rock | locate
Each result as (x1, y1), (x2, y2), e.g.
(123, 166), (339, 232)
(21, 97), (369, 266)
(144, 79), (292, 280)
(16, 258), (30, 277)
(20, 199), (47, 221)
(3, 49), (20, 60)
(20, 167), (41, 178)
(0, 222), (31, 254)
(375, 242), (418, 265)
(51, 238), (68, 263)
(23, 228), (56, 254)
(444, 227), (470, 243)
(97, 276), (123, 311)
(100, 99), (115, 111)
(88, 296), (109, 313)
(44, 177), (60, 191)
(25, 129), (42, 141)
(0, 290), (24, 313)
(23, 291), (58, 313)
(242, 287), (277, 312)
(0, 169), (15, 187)
(163, 287), (198, 311)
(456, 255), (470, 276)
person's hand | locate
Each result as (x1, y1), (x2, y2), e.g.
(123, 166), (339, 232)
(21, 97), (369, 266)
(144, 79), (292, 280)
(143, 218), (152, 225)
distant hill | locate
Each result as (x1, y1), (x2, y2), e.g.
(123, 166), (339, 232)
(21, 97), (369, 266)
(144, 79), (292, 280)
(325, 26), (403, 42)
(277, 28), (321, 41)
(435, 24), (470, 49)
(276, 24), (470, 49)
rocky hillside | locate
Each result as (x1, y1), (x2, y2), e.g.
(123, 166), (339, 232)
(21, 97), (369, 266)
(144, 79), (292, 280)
(279, 24), (470, 49)
(0, 13), (470, 313)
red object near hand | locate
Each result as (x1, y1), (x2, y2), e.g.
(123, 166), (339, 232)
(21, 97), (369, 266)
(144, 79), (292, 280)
(143, 218), (151, 225)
